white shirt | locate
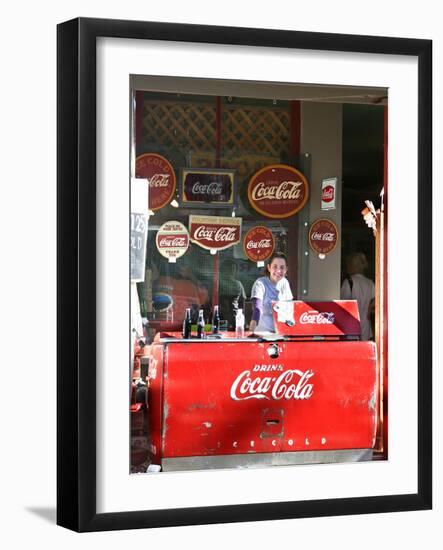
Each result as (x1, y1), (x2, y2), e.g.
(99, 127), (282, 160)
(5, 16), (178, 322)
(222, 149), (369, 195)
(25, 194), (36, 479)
(251, 276), (293, 332)
(340, 273), (375, 340)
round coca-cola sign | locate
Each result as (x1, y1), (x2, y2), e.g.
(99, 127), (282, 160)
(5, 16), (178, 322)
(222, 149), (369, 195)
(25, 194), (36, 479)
(136, 153), (176, 211)
(308, 219), (339, 255)
(156, 221), (189, 261)
(243, 226), (275, 262)
(248, 164), (309, 219)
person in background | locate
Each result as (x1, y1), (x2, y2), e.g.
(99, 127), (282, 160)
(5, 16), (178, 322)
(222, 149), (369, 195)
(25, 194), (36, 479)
(218, 259), (246, 330)
(340, 252), (375, 341)
(249, 252), (293, 334)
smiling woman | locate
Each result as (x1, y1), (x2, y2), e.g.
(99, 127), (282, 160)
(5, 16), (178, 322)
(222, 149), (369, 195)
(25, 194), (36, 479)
(249, 252), (293, 333)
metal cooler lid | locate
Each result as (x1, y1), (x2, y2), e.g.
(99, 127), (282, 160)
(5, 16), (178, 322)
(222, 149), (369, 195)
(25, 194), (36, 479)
(272, 300), (361, 337)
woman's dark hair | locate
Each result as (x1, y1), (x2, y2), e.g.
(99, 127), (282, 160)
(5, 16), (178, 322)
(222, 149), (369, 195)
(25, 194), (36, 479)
(264, 251), (288, 276)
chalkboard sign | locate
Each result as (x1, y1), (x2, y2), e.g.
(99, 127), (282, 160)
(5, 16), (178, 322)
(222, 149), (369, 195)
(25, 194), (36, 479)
(131, 212), (148, 282)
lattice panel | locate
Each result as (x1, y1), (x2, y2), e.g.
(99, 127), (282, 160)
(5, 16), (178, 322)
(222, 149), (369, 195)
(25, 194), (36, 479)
(142, 102), (216, 151)
(140, 100), (290, 178)
(222, 105), (290, 157)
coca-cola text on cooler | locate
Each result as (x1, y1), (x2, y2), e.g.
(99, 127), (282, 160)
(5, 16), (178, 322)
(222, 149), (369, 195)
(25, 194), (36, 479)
(251, 180), (303, 201)
(230, 367), (314, 401)
(299, 311), (335, 324)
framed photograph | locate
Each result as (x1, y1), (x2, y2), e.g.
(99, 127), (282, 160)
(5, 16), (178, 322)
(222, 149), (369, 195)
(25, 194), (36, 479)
(57, 17), (432, 532)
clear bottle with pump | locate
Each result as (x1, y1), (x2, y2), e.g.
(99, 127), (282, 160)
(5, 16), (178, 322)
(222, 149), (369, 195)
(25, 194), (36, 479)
(235, 308), (245, 339)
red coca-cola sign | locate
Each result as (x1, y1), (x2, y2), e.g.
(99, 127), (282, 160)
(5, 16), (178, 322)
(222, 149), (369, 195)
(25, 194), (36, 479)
(272, 300), (361, 337)
(189, 215), (242, 251)
(156, 221), (189, 261)
(248, 164), (309, 219)
(136, 153), (176, 211)
(243, 226), (275, 262)
(308, 218), (339, 255)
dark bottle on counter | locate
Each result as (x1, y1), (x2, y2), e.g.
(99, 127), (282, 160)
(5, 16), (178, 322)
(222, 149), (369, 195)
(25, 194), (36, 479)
(212, 305), (220, 334)
(182, 307), (192, 339)
(197, 309), (205, 339)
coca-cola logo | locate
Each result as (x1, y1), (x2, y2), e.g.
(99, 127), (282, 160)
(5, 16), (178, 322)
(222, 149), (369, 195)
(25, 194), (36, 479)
(182, 170), (234, 205)
(136, 153), (176, 211)
(156, 221), (189, 261)
(230, 365), (314, 401)
(243, 226), (275, 262)
(158, 236), (188, 247)
(299, 311), (335, 324)
(150, 174), (170, 188)
(311, 232), (335, 242)
(322, 185), (334, 202)
(308, 219), (338, 255)
(192, 181), (223, 195)
(194, 226), (237, 242)
(248, 165), (309, 218)
(189, 215), (242, 251)
(246, 239), (272, 249)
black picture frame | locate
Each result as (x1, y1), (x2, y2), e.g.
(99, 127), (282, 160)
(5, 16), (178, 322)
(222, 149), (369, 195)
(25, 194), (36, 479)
(57, 17), (432, 532)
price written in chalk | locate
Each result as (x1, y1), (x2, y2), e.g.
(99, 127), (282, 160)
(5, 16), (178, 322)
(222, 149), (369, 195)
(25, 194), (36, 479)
(131, 213), (148, 282)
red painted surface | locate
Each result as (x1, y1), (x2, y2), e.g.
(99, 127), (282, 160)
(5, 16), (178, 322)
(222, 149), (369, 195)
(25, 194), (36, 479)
(135, 91), (144, 148)
(289, 100), (301, 158)
(148, 336), (378, 463)
(215, 96), (222, 168)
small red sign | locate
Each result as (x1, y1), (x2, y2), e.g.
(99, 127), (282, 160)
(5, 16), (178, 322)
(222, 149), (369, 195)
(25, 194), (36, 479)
(189, 215), (242, 251)
(243, 226), (275, 262)
(248, 164), (309, 219)
(308, 219), (339, 255)
(322, 186), (334, 202)
(156, 221), (189, 261)
(136, 153), (176, 211)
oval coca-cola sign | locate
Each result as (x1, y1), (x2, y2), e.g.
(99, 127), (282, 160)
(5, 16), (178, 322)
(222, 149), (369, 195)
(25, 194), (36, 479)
(308, 219), (339, 255)
(243, 226), (275, 262)
(189, 215), (242, 251)
(136, 153), (176, 211)
(248, 164), (309, 219)
(156, 221), (189, 261)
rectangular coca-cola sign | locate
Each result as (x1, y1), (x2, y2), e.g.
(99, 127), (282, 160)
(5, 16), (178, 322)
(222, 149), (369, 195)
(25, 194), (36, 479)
(272, 300), (362, 337)
(180, 168), (235, 208)
(189, 215), (242, 251)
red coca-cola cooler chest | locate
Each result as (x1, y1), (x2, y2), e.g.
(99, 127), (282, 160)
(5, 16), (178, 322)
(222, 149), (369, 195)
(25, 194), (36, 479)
(147, 300), (378, 471)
